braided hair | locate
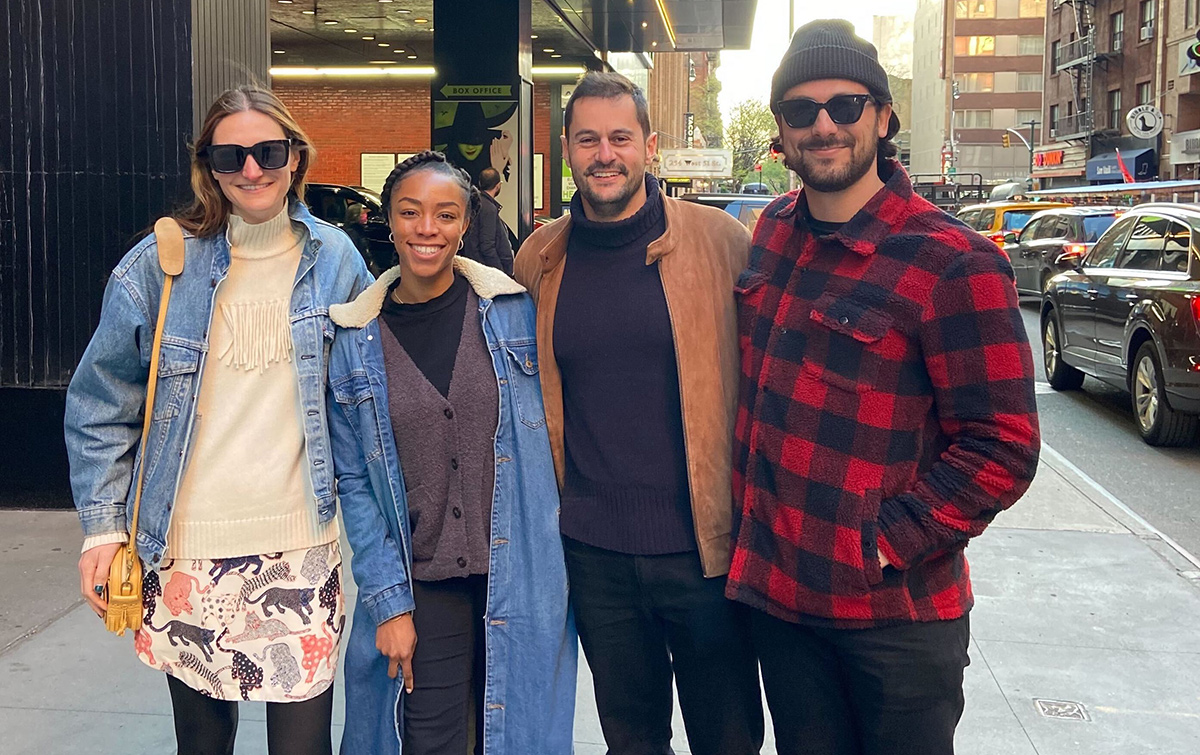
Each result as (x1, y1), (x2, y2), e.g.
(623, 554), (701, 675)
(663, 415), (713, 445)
(380, 150), (481, 222)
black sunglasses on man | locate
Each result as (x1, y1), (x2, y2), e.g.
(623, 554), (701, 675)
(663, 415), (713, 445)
(776, 94), (878, 130)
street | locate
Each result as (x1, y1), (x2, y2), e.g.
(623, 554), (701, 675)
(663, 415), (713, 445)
(1017, 299), (1200, 557)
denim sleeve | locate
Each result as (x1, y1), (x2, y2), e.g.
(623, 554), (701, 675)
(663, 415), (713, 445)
(64, 272), (152, 538)
(327, 361), (415, 626)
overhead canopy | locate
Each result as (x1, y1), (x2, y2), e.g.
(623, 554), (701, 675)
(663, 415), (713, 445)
(1085, 148), (1156, 182)
(1029, 179), (1200, 197)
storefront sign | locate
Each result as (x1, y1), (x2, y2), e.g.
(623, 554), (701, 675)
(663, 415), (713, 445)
(1126, 105), (1165, 140)
(1034, 150), (1065, 167)
(659, 149), (733, 179)
(1032, 144), (1087, 176)
(1180, 42), (1200, 77)
(1170, 128), (1200, 165)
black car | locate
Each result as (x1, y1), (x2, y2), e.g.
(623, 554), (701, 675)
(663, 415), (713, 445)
(1041, 204), (1200, 445)
(1004, 206), (1121, 296)
(304, 183), (394, 274)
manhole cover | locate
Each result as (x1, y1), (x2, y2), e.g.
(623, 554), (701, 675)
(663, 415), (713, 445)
(1033, 699), (1090, 721)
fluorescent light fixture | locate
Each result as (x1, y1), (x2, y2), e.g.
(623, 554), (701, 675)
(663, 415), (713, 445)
(273, 49), (286, 54)
(394, 49), (406, 53)
(362, 35), (375, 40)
(270, 66), (437, 77)
(550, 54), (562, 58)
(531, 34), (539, 39)
(302, 10), (314, 14)
(369, 60), (396, 64)
(378, 42), (390, 46)
(535, 65), (585, 75)
(323, 19), (339, 25)
(406, 54), (418, 59)
(654, 0), (676, 48)
(344, 29), (357, 33)
(414, 18), (429, 23)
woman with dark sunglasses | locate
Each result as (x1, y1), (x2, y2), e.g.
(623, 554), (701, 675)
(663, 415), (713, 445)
(64, 85), (370, 755)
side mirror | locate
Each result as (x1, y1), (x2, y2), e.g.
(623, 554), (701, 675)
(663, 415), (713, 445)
(1054, 245), (1087, 270)
(1003, 232), (1018, 244)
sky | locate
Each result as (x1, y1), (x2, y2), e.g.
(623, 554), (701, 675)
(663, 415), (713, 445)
(716, 0), (919, 119)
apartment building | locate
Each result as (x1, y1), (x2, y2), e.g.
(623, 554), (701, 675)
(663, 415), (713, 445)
(1036, 0), (1159, 186)
(911, 0), (1048, 182)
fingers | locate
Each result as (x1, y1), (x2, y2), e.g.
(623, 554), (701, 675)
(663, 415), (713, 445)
(400, 653), (414, 694)
(78, 554), (106, 617)
(387, 656), (399, 680)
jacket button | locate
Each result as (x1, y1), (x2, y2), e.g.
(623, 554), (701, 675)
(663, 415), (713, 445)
(444, 408), (454, 419)
(453, 507), (462, 519)
(451, 458), (459, 470)
(839, 316), (850, 325)
(457, 557), (467, 568)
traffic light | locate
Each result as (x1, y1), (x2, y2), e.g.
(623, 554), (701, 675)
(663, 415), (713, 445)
(1002, 133), (1011, 148)
(754, 163), (763, 173)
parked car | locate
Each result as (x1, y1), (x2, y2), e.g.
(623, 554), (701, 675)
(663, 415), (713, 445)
(1003, 206), (1122, 296)
(1041, 204), (1200, 446)
(304, 183), (394, 274)
(956, 200), (1071, 246)
(679, 193), (774, 233)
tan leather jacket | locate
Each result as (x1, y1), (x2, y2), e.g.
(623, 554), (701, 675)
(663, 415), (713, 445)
(514, 190), (751, 577)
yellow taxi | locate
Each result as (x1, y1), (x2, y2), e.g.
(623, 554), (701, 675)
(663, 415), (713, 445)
(956, 201), (1071, 246)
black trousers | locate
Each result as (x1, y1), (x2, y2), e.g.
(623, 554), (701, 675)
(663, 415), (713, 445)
(403, 575), (488, 755)
(751, 611), (971, 755)
(563, 537), (764, 755)
(166, 674), (333, 755)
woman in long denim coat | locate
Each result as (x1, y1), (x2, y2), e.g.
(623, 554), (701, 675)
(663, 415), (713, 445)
(327, 151), (576, 754)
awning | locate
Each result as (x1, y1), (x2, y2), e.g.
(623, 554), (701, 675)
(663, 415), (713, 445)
(1086, 148), (1157, 182)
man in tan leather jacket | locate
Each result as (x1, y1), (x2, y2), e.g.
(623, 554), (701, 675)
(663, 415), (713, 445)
(514, 71), (763, 755)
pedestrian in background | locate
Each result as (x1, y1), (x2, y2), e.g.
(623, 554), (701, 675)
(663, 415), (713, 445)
(515, 71), (764, 755)
(727, 19), (1041, 755)
(329, 150), (575, 755)
(65, 85), (370, 755)
(458, 166), (516, 274)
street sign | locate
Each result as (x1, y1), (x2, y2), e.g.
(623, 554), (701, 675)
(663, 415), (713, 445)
(659, 149), (733, 179)
(1126, 105), (1164, 140)
(684, 113), (695, 146)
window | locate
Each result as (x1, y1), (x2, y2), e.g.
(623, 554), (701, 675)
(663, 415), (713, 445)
(958, 210), (982, 228)
(1137, 81), (1153, 105)
(1111, 12), (1124, 52)
(1081, 216), (1117, 243)
(1002, 211), (1038, 232)
(1162, 222), (1191, 273)
(1019, 0), (1046, 17)
(1018, 73), (1043, 92)
(978, 209), (997, 230)
(1050, 40), (1061, 67)
(955, 36), (996, 56)
(954, 110), (993, 128)
(955, 0), (996, 18)
(1140, 0), (1154, 27)
(1109, 89), (1122, 131)
(1085, 215), (1136, 268)
(1049, 104), (1060, 131)
(1019, 36), (1045, 56)
(1118, 216), (1168, 270)
(954, 72), (995, 92)
(1017, 110), (1041, 125)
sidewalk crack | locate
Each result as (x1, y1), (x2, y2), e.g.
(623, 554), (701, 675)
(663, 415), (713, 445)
(972, 634), (1042, 755)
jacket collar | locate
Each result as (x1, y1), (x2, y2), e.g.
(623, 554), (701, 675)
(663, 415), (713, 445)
(533, 183), (679, 273)
(776, 158), (914, 257)
(330, 256), (525, 328)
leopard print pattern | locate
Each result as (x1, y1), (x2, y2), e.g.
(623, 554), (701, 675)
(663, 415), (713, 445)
(319, 565), (340, 628)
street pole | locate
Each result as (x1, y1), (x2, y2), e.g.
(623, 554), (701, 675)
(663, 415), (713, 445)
(1027, 119), (1038, 187)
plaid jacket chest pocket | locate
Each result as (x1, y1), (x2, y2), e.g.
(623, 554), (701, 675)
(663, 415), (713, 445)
(800, 293), (893, 394)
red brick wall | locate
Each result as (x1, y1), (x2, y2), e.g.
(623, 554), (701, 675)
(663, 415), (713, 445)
(275, 79), (553, 206)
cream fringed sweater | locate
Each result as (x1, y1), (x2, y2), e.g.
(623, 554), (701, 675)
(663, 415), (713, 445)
(81, 207), (339, 558)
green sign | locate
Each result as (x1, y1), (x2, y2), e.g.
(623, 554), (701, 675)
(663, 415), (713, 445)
(439, 84), (513, 98)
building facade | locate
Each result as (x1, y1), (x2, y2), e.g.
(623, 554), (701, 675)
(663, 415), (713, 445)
(912, 0), (1049, 183)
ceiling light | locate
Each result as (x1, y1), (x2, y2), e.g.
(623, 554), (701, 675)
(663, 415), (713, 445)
(654, 0), (676, 47)
(378, 42), (390, 46)
(278, 0), (293, 4)
(344, 29), (357, 32)
(397, 8), (412, 13)
(652, 41), (658, 46)
(642, 21), (648, 28)
(407, 54), (417, 59)
(414, 18), (429, 23)
(369, 60), (396, 64)
(271, 66), (436, 77)
(323, 19), (339, 25)
(379, 0), (393, 3)
(302, 9), (315, 14)
(543, 48), (554, 52)
(273, 49), (286, 54)
(551, 54), (562, 58)
(534, 65), (586, 75)
(362, 35), (375, 40)
(394, 49), (406, 53)
(531, 34), (539, 39)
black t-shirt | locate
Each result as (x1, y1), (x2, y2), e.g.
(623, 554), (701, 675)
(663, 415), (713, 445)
(380, 274), (470, 398)
(806, 208), (846, 237)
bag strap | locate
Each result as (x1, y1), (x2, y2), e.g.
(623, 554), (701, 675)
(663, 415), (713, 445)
(124, 218), (186, 549)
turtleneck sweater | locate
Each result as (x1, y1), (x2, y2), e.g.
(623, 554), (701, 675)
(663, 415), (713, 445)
(161, 206), (338, 559)
(552, 175), (696, 555)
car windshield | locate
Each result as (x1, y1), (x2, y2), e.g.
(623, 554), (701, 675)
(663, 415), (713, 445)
(355, 188), (383, 212)
(1002, 211), (1035, 231)
(1081, 215), (1117, 243)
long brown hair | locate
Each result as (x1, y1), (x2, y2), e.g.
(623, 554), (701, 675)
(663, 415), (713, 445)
(175, 86), (315, 237)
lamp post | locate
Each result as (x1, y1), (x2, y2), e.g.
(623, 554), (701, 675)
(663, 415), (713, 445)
(685, 55), (696, 146)
(949, 80), (960, 177)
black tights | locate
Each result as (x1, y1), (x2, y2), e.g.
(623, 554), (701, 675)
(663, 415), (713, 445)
(166, 674), (334, 755)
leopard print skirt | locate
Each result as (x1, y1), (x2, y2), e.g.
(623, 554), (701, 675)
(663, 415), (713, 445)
(134, 540), (344, 702)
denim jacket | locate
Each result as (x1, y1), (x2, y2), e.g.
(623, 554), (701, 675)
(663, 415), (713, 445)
(64, 201), (370, 565)
(329, 257), (577, 755)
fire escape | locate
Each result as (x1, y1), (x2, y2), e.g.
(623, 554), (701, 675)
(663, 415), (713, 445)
(1051, 0), (1117, 142)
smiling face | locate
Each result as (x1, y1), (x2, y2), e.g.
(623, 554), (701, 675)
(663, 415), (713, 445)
(208, 109), (299, 224)
(388, 169), (471, 291)
(562, 94), (657, 221)
(776, 79), (891, 195)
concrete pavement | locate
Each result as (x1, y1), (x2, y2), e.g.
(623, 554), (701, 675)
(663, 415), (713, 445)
(2, 444), (1199, 754)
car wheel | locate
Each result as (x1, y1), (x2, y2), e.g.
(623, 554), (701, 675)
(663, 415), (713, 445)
(1043, 314), (1084, 391)
(1131, 342), (1198, 446)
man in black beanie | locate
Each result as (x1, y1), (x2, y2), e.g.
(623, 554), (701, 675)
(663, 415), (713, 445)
(726, 19), (1041, 755)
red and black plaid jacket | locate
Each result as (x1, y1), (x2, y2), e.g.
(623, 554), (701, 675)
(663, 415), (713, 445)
(725, 160), (1040, 628)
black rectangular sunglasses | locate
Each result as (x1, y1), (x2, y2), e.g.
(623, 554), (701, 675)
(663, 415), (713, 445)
(776, 94), (875, 129)
(199, 139), (294, 173)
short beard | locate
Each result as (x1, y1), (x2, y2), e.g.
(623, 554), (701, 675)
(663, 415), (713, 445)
(784, 127), (879, 194)
(576, 164), (644, 220)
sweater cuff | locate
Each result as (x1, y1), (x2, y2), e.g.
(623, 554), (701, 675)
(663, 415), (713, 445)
(364, 582), (417, 627)
(876, 495), (937, 571)
(81, 531), (130, 554)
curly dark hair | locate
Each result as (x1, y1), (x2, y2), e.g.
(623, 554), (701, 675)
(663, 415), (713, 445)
(380, 150), (481, 222)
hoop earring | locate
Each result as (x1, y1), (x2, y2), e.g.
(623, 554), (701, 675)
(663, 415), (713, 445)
(389, 232), (395, 243)
(458, 238), (464, 251)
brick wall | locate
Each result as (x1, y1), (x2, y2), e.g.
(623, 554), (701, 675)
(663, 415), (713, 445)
(275, 79), (553, 208)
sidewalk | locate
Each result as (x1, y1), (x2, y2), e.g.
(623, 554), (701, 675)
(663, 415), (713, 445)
(2, 446), (1199, 754)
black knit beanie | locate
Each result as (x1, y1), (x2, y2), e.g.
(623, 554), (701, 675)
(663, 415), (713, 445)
(770, 19), (901, 139)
